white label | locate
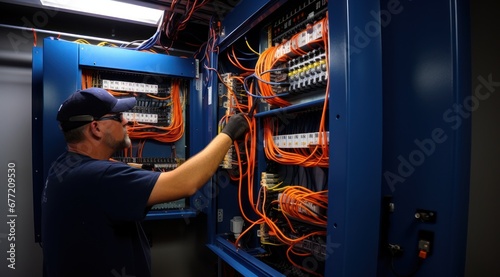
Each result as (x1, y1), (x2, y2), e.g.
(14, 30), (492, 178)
(208, 86), (212, 106)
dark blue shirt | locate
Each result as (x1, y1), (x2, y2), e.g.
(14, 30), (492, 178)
(42, 152), (160, 277)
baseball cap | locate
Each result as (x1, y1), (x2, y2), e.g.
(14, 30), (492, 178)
(57, 87), (136, 131)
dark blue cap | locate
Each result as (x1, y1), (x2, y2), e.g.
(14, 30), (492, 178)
(57, 87), (136, 131)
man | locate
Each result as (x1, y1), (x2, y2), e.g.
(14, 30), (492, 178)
(41, 87), (249, 277)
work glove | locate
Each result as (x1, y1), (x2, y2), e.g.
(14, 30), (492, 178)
(221, 113), (250, 141)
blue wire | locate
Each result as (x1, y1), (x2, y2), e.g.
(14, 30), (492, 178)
(228, 54), (259, 61)
(129, 10), (164, 51)
(243, 74), (290, 99)
(253, 72), (290, 86)
(134, 30), (160, 50)
(235, 47), (259, 56)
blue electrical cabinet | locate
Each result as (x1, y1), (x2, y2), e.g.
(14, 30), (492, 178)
(205, 0), (383, 276)
(202, 0), (470, 277)
(32, 38), (201, 242)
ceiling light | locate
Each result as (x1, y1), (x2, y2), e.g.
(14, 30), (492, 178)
(40, 0), (164, 26)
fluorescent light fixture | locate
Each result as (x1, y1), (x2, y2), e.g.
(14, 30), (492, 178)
(40, 0), (163, 26)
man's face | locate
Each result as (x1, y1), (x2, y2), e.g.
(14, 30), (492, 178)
(100, 113), (131, 151)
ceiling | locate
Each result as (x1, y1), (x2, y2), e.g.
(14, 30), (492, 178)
(137, 0), (240, 26)
(0, 0), (240, 54)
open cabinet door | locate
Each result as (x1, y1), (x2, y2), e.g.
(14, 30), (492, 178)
(378, 0), (471, 276)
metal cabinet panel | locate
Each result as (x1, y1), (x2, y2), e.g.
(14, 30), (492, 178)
(378, 0), (471, 276)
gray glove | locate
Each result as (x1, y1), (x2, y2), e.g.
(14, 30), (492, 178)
(221, 113), (250, 141)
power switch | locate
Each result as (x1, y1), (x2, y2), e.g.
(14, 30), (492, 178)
(418, 239), (431, 252)
(418, 230), (434, 258)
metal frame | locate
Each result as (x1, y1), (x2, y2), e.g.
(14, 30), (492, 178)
(326, 0), (383, 275)
(31, 46), (44, 242)
(217, 0), (287, 52)
(208, 237), (286, 277)
(79, 44), (197, 77)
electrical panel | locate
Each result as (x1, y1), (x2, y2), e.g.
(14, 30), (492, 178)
(32, 38), (199, 242)
(81, 69), (189, 211)
(204, 0), (470, 276)
(205, 0), (383, 276)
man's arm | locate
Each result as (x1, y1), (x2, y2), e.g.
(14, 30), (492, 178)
(147, 133), (232, 205)
(147, 114), (249, 205)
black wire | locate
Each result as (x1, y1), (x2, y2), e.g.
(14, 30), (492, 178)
(247, 80), (259, 118)
(288, 165), (299, 185)
(321, 167), (328, 190)
(280, 165), (289, 185)
(228, 52), (259, 61)
(234, 46), (259, 56)
(300, 167), (307, 188)
(305, 167), (314, 191)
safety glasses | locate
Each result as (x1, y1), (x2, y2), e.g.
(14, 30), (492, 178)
(97, 112), (123, 123)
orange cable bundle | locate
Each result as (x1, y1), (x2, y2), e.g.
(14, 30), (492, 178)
(227, 45), (255, 74)
(81, 70), (93, 90)
(254, 46), (291, 107)
(262, 117), (329, 168)
(234, 180), (327, 276)
(278, 186), (328, 227)
(254, 16), (329, 109)
(127, 79), (184, 143)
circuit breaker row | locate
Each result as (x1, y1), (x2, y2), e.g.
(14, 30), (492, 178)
(113, 157), (180, 171)
(120, 94), (172, 126)
(94, 75), (173, 126)
(270, 49), (328, 96)
(102, 79), (159, 94)
(270, 17), (328, 96)
(272, 131), (329, 148)
(271, 0), (328, 43)
(273, 19), (326, 59)
(287, 49), (328, 93)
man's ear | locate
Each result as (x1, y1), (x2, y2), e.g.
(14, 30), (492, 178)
(89, 121), (104, 139)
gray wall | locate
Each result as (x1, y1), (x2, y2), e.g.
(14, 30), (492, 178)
(0, 27), (43, 277)
(465, 1), (500, 276)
